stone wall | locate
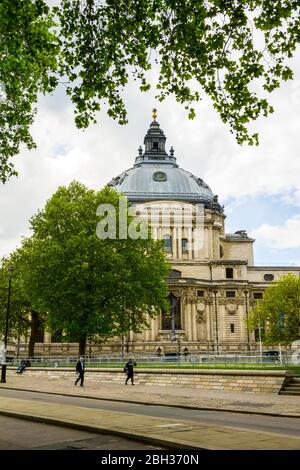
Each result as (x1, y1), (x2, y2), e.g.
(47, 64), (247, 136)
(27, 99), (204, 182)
(9, 368), (292, 394)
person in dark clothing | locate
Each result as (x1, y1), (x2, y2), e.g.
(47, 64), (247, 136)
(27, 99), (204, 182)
(124, 358), (137, 385)
(16, 359), (26, 374)
(75, 356), (85, 386)
(16, 358), (31, 374)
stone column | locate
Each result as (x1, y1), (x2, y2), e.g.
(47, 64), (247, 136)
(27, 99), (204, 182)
(206, 303), (211, 341)
(188, 227), (193, 259)
(154, 315), (160, 341)
(204, 227), (209, 259)
(185, 301), (192, 341)
(152, 225), (157, 240)
(191, 302), (198, 341)
(177, 226), (182, 260)
(150, 317), (157, 341)
(193, 227), (202, 260)
(44, 331), (51, 343)
(219, 304), (226, 342)
(144, 327), (151, 342)
(172, 226), (177, 259)
(238, 304), (247, 341)
(208, 226), (213, 258)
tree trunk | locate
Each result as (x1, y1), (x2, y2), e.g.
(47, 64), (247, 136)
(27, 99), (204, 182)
(28, 311), (42, 358)
(79, 337), (86, 356)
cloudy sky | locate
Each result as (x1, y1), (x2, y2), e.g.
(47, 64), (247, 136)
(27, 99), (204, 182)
(0, 41), (300, 266)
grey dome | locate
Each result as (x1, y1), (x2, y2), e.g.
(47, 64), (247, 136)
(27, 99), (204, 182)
(107, 118), (223, 211)
(108, 164), (215, 204)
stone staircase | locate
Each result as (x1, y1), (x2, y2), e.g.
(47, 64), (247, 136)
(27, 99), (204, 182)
(280, 377), (300, 396)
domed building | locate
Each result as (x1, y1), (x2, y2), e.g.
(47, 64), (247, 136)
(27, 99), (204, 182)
(103, 112), (300, 355)
(32, 113), (300, 356)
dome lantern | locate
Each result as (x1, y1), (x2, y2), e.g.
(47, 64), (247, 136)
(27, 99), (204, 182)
(107, 114), (223, 213)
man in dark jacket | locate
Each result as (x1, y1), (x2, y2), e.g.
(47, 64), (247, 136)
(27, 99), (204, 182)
(124, 358), (137, 385)
(75, 356), (85, 386)
(16, 359), (26, 374)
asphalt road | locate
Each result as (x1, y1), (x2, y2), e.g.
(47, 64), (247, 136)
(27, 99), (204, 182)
(0, 388), (299, 437)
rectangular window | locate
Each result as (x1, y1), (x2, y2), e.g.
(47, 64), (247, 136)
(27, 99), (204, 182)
(226, 268), (234, 279)
(226, 291), (236, 298)
(197, 290), (204, 297)
(254, 292), (263, 299)
(153, 141), (158, 149)
(164, 235), (172, 253)
(182, 238), (189, 253)
(230, 324), (235, 334)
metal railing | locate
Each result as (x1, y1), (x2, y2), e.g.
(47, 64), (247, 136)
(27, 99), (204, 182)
(7, 353), (300, 369)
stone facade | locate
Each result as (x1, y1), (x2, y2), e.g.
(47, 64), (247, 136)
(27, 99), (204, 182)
(18, 116), (300, 356)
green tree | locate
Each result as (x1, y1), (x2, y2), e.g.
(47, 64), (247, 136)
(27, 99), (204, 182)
(1, 1), (300, 182)
(248, 274), (300, 346)
(18, 181), (170, 355)
(0, 256), (46, 357)
(0, 0), (59, 183)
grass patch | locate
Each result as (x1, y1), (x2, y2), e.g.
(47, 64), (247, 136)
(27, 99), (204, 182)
(13, 363), (300, 375)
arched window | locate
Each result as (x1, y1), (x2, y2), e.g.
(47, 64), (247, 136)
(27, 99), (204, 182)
(168, 269), (181, 279)
(164, 234), (172, 253)
(162, 293), (181, 330)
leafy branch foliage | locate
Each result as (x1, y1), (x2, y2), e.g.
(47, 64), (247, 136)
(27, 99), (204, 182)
(17, 182), (170, 355)
(0, 255), (46, 357)
(0, 0), (59, 182)
(248, 274), (300, 345)
(1, 0), (300, 182)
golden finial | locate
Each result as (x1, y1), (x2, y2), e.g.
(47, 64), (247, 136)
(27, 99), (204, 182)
(152, 108), (157, 121)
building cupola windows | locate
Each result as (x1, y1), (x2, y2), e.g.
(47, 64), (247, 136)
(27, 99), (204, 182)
(164, 234), (172, 253)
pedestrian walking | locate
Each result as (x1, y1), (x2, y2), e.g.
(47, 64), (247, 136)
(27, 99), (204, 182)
(124, 358), (137, 385)
(75, 356), (85, 386)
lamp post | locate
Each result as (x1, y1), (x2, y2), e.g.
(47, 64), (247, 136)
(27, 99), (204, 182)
(1, 265), (13, 384)
(243, 290), (251, 353)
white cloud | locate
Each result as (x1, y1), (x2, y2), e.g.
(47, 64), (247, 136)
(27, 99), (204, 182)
(0, 52), (300, 261)
(251, 215), (300, 249)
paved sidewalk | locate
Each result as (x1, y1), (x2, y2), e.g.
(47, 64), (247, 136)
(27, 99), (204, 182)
(1, 395), (300, 450)
(1, 372), (300, 417)
(1, 373), (300, 449)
